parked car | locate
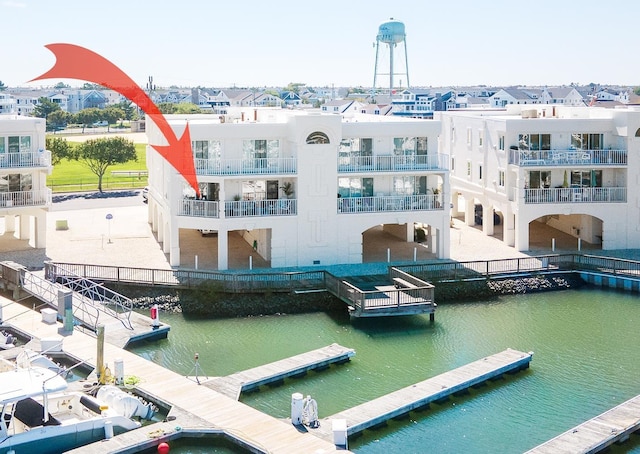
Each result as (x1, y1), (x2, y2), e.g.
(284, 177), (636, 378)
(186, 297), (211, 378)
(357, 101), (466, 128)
(198, 229), (217, 236)
(142, 187), (148, 202)
(92, 120), (108, 127)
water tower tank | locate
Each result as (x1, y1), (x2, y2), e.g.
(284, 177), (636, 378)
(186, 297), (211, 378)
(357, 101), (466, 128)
(377, 20), (406, 44)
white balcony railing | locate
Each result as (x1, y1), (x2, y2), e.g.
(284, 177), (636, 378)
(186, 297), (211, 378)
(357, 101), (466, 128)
(225, 199), (296, 217)
(0, 189), (52, 207)
(178, 199), (219, 217)
(338, 194), (443, 214)
(0, 151), (52, 169)
(194, 157), (297, 175)
(509, 148), (627, 167)
(338, 153), (448, 173)
(523, 187), (626, 204)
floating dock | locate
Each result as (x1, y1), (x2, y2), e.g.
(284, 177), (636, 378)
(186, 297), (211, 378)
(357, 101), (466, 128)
(311, 348), (533, 442)
(525, 394), (640, 453)
(0, 298), (350, 454)
(202, 343), (355, 400)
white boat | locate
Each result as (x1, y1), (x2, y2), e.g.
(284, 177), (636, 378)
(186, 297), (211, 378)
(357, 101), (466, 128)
(0, 367), (151, 454)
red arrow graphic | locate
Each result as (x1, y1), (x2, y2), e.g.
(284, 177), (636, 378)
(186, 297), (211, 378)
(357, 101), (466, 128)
(31, 43), (199, 195)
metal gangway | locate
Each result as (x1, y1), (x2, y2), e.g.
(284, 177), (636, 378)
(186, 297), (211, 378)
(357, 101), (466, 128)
(2, 261), (133, 332)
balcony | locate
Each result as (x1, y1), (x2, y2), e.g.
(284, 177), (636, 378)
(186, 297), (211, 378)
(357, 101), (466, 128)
(0, 189), (52, 208)
(337, 194), (443, 214)
(338, 153), (448, 173)
(225, 199), (296, 218)
(0, 151), (52, 169)
(178, 199), (219, 217)
(194, 157), (296, 176)
(523, 187), (626, 204)
(509, 148), (626, 167)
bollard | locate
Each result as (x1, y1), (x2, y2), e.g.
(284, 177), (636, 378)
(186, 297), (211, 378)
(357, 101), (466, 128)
(249, 255), (253, 270)
(413, 247), (417, 262)
(578, 237), (581, 251)
(195, 255), (198, 270)
(114, 358), (124, 385)
(291, 393), (304, 425)
(387, 248), (390, 263)
(104, 420), (113, 439)
(552, 238), (555, 252)
(151, 304), (159, 328)
(332, 419), (348, 449)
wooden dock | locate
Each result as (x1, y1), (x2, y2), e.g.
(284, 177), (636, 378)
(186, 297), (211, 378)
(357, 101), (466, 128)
(0, 298), (351, 454)
(310, 348), (533, 442)
(201, 343), (355, 399)
(525, 394), (640, 453)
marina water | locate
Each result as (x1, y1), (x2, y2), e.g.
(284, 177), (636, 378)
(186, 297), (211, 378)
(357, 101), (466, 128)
(130, 287), (640, 453)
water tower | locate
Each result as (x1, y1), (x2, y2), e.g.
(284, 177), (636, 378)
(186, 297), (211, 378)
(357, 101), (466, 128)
(373, 18), (410, 93)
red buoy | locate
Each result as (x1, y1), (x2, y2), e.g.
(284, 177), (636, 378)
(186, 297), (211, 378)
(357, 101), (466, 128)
(157, 442), (170, 454)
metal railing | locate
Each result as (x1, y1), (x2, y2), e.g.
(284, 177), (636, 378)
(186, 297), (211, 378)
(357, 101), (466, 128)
(0, 189), (52, 208)
(178, 199), (220, 217)
(338, 153), (448, 172)
(194, 157), (297, 175)
(44, 261), (325, 292)
(0, 151), (51, 168)
(509, 148), (627, 167)
(522, 187), (626, 204)
(224, 199), (297, 217)
(338, 194), (443, 214)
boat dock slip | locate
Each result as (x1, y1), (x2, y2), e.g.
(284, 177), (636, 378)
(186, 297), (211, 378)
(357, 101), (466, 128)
(525, 394), (640, 454)
(0, 298), (351, 454)
(311, 348), (533, 442)
(202, 343), (355, 400)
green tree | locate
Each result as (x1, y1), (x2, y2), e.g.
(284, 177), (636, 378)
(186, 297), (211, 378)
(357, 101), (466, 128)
(46, 110), (72, 132)
(73, 137), (137, 192)
(173, 103), (201, 114)
(113, 100), (136, 121)
(46, 136), (73, 165)
(0, 81), (6, 91)
(53, 82), (70, 89)
(33, 97), (61, 119)
(157, 102), (176, 114)
(285, 82), (305, 94)
(75, 107), (102, 133)
(102, 106), (125, 132)
(634, 87), (640, 96)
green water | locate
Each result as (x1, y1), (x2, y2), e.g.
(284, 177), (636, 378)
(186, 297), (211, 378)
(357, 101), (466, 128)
(131, 288), (640, 453)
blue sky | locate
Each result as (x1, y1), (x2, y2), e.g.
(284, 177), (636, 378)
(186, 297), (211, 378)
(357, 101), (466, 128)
(2, 0), (638, 89)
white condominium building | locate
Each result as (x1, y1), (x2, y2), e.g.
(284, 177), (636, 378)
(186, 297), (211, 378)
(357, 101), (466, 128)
(439, 105), (639, 252)
(0, 116), (52, 249)
(145, 109), (449, 269)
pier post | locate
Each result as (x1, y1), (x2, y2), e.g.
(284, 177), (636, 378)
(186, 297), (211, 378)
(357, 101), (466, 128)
(97, 325), (105, 384)
(552, 238), (555, 252)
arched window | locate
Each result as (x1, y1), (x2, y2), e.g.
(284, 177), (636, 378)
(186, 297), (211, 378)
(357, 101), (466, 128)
(306, 131), (330, 144)
(635, 128), (640, 137)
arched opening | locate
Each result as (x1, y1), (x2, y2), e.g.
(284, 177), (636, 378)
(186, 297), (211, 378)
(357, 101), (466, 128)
(362, 221), (440, 262)
(528, 214), (602, 252)
(635, 127), (640, 137)
(306, 131), (330, 144)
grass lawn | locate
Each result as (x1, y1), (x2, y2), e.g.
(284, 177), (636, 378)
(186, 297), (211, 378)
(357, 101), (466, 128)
(47, 142), (148, 192)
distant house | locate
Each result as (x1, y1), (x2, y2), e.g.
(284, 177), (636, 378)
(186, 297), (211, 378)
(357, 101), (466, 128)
(541, 87), (585, 106)
(360, 104), (393, 116)
(488, 88), (542, 108)
(391, 89), (435, 119)
(280, 91), (302, 107)
(321, 99), (362, 114)
(0, 93), (16, 115)
(253, 93), (283, 108)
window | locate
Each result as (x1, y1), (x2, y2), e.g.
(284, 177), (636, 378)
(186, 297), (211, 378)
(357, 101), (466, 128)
(451, 156), (455, 171)
(0, 137), (4, 154)
(306, 131), (330, 144)
(243, 139), (279, 160)
(499, 136), (505, 151)
(192, 140), (221, 160)
(466, 128), (472, 146)
(518, 134), (550, 151)
(466, 160), (472, 178)
(338, 177), (373, 197)
(392, 176), (425, 195)
(393, 137), (428, 155)
(478, 131), (484, 147)
(340, 138), (372, 156)
(478, 165), (483, 180)
(571, 170), (601, 187)
(571, 133), (603, 150)
(528, 170), (550, 189)
(498, 170), (505, 187)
